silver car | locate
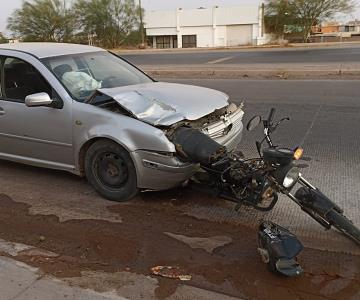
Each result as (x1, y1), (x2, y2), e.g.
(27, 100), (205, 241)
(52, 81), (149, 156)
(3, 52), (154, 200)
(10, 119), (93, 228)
(0, 43), (244, 201)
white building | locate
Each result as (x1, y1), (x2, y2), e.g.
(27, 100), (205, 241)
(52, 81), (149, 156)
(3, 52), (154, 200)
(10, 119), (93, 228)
(144, 5), (265, 49)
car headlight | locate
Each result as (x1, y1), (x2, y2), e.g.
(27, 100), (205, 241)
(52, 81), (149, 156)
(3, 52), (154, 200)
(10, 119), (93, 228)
(282, 167), (300, 189)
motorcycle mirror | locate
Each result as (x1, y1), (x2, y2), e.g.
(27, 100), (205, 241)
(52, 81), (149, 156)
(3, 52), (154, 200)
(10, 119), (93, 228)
(247, 116), (262, 131)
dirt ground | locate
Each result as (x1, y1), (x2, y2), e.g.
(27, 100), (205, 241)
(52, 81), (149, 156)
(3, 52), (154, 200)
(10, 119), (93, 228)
(0, 182), (359, 300)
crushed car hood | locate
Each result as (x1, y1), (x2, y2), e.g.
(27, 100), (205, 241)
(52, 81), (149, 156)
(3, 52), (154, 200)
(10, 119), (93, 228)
(98, 82), (229, 126)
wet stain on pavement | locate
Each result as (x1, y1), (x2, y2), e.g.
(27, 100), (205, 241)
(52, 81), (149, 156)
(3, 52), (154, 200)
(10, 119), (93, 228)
(0, 193), (359, 299)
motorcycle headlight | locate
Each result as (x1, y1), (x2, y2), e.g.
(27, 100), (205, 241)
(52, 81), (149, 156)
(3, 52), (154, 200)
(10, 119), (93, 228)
(294, 147), (304, 160)
(283, 167), (300, 189)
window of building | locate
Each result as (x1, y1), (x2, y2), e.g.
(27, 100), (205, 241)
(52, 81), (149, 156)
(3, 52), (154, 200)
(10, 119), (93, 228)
(2, 57), (52, 102)
(172, 36), (178, 48)
(182, 35), (197, 48)
(156, 36), (171, 49)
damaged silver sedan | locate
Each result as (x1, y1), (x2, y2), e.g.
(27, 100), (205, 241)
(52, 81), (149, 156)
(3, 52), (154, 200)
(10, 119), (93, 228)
(0, 43), (243, 201)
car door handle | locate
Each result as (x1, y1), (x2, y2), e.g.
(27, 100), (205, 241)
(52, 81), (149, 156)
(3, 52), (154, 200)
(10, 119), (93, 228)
(0, 107), (5, 116)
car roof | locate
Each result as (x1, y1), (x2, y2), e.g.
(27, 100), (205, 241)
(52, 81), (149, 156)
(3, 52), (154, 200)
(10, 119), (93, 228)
(0, 42), (106, 59)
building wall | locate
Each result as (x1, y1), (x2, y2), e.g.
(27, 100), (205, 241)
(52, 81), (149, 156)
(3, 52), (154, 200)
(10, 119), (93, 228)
(179, 26), (213, 47)
(179, 9), (213, 27)
(146, 27), (178, 36)
(321, 26), (340, 33)
(145, 6), (260, 28)
(144, 5), (263, 48)
(253, 24), (260, 40)
(145, 10), (176, 28)
(227, 25), (253, 46)
(214, 26), (227, 47)
(215, 6), (259, 26)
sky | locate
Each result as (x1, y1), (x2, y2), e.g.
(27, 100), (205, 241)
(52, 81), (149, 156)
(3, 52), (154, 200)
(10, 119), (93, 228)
(1, 0), (360, 35)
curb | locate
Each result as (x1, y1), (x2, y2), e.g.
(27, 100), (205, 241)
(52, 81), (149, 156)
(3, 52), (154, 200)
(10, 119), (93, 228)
(143, 68), (360, 80)
(115, 41), (360, 55)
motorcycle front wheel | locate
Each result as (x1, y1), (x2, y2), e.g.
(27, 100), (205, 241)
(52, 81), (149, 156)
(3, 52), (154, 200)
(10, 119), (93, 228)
(326, 210), (360, 245)
(295, 186), (360, 245)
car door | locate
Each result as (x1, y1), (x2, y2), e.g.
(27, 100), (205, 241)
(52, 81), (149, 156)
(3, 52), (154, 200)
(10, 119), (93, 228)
(0, 54), (74, 171)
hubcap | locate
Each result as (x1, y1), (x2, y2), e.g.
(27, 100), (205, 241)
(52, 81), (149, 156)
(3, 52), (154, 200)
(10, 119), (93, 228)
(95, 152), (128, 189)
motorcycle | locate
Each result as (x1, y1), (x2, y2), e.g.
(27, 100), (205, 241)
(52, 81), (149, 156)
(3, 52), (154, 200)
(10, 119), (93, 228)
(171, 108), (360, 246)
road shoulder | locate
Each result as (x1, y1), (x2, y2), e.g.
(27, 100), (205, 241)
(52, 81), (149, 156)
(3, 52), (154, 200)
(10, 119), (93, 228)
(141, 63), (360, 80)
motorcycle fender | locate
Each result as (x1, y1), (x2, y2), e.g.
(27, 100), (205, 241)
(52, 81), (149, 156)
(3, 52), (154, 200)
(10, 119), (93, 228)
(295, 187), (343, 216)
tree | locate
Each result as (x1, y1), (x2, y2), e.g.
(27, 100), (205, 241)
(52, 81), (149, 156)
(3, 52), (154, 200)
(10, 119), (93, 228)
(265, 0), (355, 42)
(74, 0), (141, 48)
(7, 0), (76, 42)
(0, 32), (7, 44)
(292, 0), (355, 42)
(265, 0), (298, 39)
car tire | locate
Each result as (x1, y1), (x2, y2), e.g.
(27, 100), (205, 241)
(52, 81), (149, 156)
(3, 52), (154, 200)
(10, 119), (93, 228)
(85, 140), (139, 202)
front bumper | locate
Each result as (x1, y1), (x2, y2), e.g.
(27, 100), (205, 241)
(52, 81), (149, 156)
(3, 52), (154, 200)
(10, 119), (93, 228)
(132, 107), (244, 191)
(131, 150), (199, 190)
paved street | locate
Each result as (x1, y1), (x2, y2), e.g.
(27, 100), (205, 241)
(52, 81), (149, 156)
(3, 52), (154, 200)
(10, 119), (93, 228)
(122, 45), (360, 65)
(0, 79), (359, 299)
(121, 45), (360, 79)
(162, 79), (360, 252)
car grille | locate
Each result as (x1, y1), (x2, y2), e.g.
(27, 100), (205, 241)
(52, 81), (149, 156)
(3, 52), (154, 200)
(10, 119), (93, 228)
(202, 107), (244, 151)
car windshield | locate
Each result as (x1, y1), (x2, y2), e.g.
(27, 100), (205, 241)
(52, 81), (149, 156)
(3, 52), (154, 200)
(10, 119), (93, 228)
(42, 51), (153, 102)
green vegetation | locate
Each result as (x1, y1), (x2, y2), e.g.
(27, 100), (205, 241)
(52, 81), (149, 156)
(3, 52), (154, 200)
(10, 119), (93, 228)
(265, 0), (299, 39)
(74, 0), (141, 48)
(265, 0), (355, 42)
(0, 32), (7, 44)
(7, 0), (142, 48)
(7, 0), (75, 42)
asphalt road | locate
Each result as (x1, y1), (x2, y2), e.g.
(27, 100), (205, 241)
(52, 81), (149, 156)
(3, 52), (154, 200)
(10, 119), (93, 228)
(0, 79), (359, 299)
(159, 78), (360, 252)
(122, 45), (360, 65)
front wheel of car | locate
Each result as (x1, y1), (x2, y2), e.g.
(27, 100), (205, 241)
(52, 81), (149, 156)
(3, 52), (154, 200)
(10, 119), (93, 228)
(85, 140), (139, 202)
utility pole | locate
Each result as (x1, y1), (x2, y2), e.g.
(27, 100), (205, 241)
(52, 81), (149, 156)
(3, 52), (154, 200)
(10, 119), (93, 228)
(139, 0), (145, 47)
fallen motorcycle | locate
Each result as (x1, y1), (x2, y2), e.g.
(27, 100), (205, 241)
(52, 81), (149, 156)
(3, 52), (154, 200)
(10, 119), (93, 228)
(170, 108), (360, 246)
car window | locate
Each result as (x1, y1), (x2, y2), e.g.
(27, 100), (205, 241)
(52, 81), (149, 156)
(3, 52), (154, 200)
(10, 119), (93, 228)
(42, 51), (152, 102)
(2, 57), (52, 102)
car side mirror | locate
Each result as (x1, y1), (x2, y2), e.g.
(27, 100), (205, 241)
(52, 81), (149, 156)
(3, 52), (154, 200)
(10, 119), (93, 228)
(25, 92), (54, 108)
